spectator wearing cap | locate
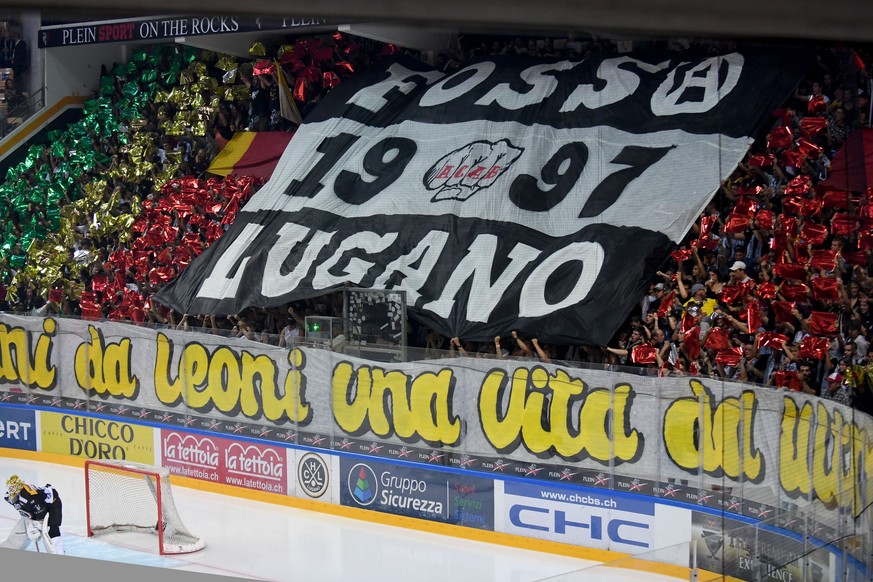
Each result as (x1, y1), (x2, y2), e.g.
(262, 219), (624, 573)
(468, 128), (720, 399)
(641, 281), (666, 321)
(823, 358), (853, 406)
(729, 260), (753, 285)
(678, 277), (717, 318)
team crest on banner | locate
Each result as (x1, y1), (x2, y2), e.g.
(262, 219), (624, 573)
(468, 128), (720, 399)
(155, 48), (812, 345)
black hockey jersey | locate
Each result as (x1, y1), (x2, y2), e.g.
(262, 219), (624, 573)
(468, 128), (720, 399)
(4, 483), (56, 521)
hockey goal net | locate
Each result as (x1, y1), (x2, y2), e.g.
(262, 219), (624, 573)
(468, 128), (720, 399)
(85, 459), (205, 554)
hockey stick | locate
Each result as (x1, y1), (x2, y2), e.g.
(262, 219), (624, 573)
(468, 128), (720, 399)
(39, 518), (55, 554)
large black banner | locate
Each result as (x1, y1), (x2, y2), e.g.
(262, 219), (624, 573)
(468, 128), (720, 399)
(154, 48), (812, 345)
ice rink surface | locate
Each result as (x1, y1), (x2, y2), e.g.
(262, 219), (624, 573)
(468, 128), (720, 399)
(0, 457), (680, 582)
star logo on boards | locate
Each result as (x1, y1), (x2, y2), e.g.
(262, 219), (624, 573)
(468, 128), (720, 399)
(134, 409), (150, 419)
(628, 479), (645, 492)
(754, 505), (772, 519)
(25, 395), (39, 405)
(92, 403), (107, 412)
(558, 468), (577, 481)
(70, 400), (85, 410)
(593, 473), (609, 486)
(366, 442), (384, 454)
(427, 451), (444, 463)
(727, 497), (742, 512)
(697, 491), (713, 505)
(182, 417), (197, 427)
(491, 459), (510, 472)
(231, 423), (246, 434)
(257, 427), (272, 438)
(310, 434), (326, 446)
(524, 464), (542, 477)
(206, 419), (223, 431)
(459, 455), (476, 468)
(337, 438), (354, 450)
(662, 484), (678, 497)
(397, 447), (412, 458)
(281, 430), (297, 442)
(156, 413), (173, 423)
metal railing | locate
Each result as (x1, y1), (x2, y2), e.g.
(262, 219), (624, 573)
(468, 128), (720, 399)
(0, 86), (45, 139)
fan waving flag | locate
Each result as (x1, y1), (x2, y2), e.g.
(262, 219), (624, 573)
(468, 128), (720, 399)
(155, 47), (813, 345)
(206, 132), (295, 180)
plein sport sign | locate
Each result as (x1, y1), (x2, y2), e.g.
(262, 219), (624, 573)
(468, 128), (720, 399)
(154, 48), (811, 345)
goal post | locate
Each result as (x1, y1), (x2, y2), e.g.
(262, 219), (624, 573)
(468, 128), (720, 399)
(84, 459), (205, 555)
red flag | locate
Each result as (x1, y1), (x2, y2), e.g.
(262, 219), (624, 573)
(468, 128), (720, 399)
(831, 213), (857, 236)
(733, 197), (758, 216)
(206, 132), (296, 181)
(680, 312), (697, 335)
(799, 336), (829, 359)
(797, 137), (823, 159)
(699, 215), (716, 238)
(772, 300), (797, 322)
(785, 175), (812, 195)
(748, 154), (774, 167)
(671, 249), (692, 262)
(800, 198), (823, 217)
(719, 285), (744, 305)
(756, 281), (778, 300)
(799, 221), (828, 245)
(252, 60), (275, 76)
(780, 282), (810, 302)
(773, 263), (807, 281)
(757, 332), (788, 350)
(725, 213), (752, 233)
(756, 209), (774, 231)
(800, 117), (828, 137)
(807, 94), (827, 114)
(777, 215), (799, 238)
(808, 249), (837, 271)
(746, 303), (762, 331)
(716, 347), (744, 367)
(772, 370), (796, 389)
(704, 327), (731, 350)
(782, 195), (804, 216)
(631, 344), (657, 365)
(656, 291), (676, 319)
(812, 277), (840, 301)
(843, 251), (868, 266)
(781, 150), (805, 168)
(693, 238), (720, 251)
(683, 326), (701, 361)
(809, 311), (838, 335)
(767, 125), (793, 149)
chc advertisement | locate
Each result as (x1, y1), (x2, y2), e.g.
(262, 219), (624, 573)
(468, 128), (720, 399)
(497, 480), (691, 555)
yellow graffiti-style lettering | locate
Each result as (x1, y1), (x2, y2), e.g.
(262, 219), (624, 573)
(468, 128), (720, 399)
(663, 380), (761, 481)
(273, 348), (310, 424)
(479, 367), (641, 463)
(332, 362), (460, 446)
(0, 318), (56, 390)
(74, 325), (137, 397)
(780, 398), (873, 514)
(153, 333), (310, 423)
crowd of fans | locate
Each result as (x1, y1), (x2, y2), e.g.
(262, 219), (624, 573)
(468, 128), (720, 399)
(593, 43), (873, 418)
(0, 30), (872, 416)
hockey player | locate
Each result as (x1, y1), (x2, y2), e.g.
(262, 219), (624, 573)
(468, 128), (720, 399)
(2, 475), (64, 555)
